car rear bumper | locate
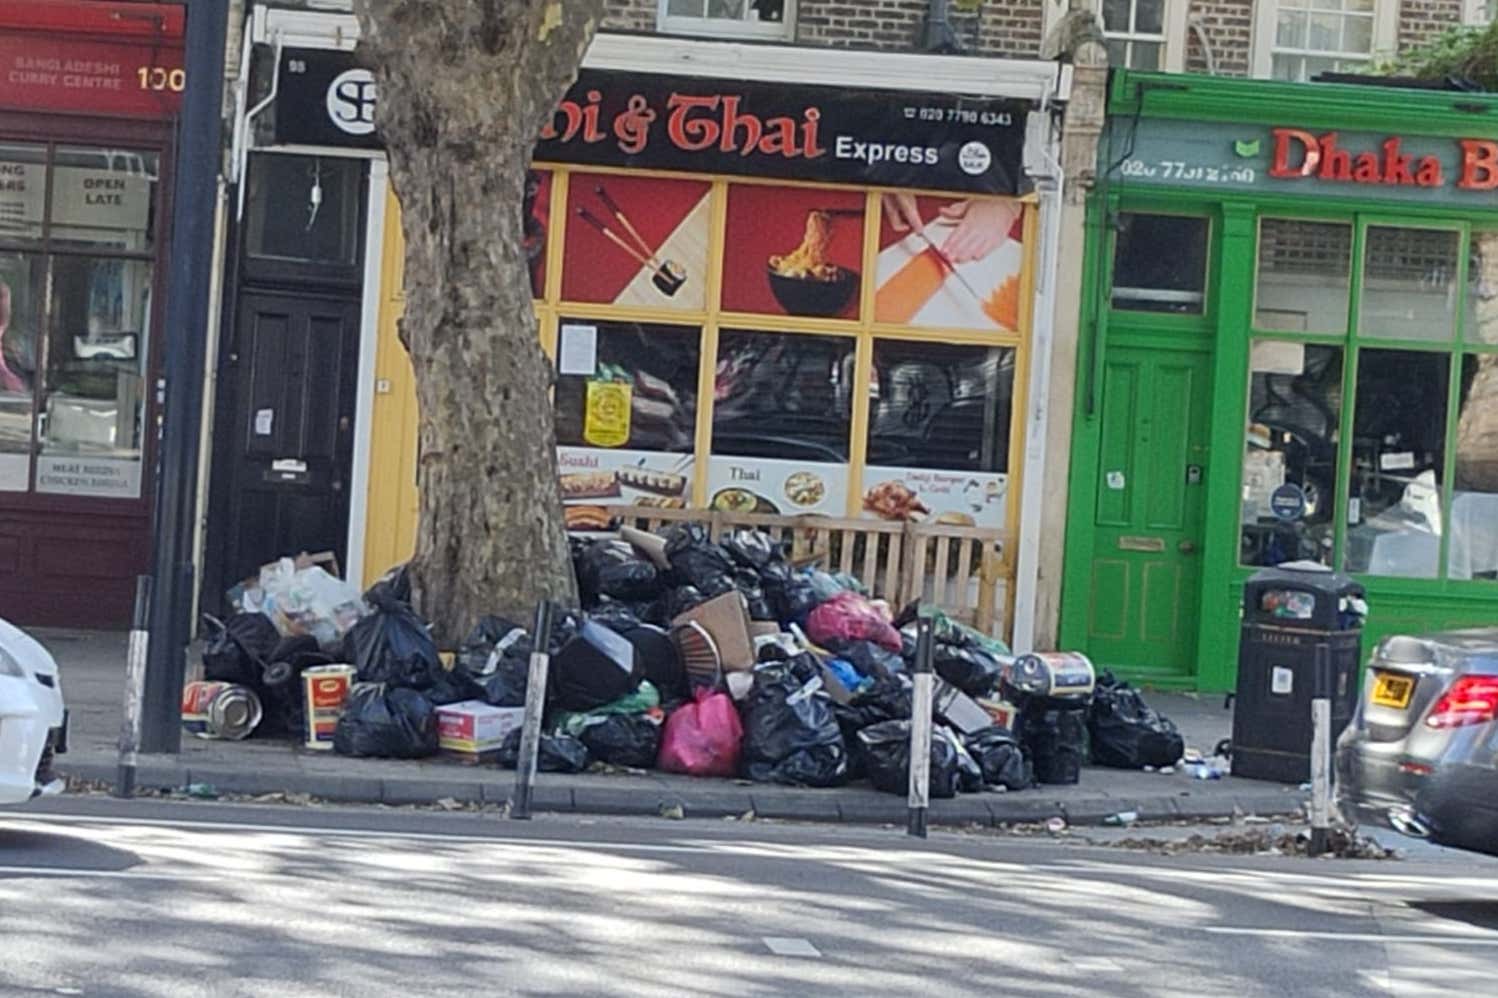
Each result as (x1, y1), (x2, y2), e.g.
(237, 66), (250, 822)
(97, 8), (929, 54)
(1338, 742), (1498, 856)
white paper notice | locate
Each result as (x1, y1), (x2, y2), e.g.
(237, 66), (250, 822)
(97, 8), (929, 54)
(558, 324), (598, 376)
(254, 408), (274, 436)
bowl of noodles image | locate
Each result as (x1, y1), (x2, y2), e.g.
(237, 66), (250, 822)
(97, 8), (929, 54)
(767, 210), (860, 317)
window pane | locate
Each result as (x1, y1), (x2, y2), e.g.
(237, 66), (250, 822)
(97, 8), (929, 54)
(553, 319), (700, 453)
(49, 147), (158, 253)
(1242, 342), (1343, 568)
(0, 251), (43, 490)
(1102, 0), (1131, 31)
(1136, 0), (1165, 33)
(0, 143), (46, 244)
(244, 154), (361, 266)
(1308, 12), (1341, 51)
(1451, 355), (1498, 580)
(1255, 219), (1351, 333)
(1343, 13), (1373, 54)
(1277, 11), (1307, 49)
(1272, 54), (1303, 81)
(750, 0), (785, 22)
(1130, 41), (1163, 69)
(713, 329), (854, 462)
(667, 0), (706, 15)
(1343, 350), (1449, 579)
(1104, 38), (1129, 67)
(36, 256), (153, 498)
(1360, 227), (1460, 342)
(1466, 231), (1498, 345)
(1111, 213), (1209, 314)
(707, 0), (747, 18)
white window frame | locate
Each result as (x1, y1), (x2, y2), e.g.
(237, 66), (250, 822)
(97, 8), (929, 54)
(1252, 0), (1399, 80)
(657, 0), (796, 41)
(1464, 0), (1498, 25)
(1091, 0), (1189, 72)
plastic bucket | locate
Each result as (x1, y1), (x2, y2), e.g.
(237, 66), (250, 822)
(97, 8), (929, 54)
(302, 665), (356, 750)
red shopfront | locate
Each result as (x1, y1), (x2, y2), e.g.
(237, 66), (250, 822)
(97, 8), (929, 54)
(0, 1), (183, 627)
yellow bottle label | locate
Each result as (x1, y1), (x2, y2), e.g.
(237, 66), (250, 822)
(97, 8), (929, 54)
(584, 381), (632, 448)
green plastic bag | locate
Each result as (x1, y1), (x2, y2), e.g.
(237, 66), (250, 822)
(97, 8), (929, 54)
(552, 680), (661, 738)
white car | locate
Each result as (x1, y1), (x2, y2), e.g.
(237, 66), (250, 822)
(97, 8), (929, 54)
(0, 617), (67, 804)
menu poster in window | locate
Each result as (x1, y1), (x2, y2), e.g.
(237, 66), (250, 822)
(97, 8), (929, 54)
(706, 456), (847, 517)
(874, 195), (1023, 331)
(558, 446), (694, 531)
(721, 185), (864, 320)
(561, 173), (710, 311)
(861, 467), (1007, 527)
(34, 455), (141, 499)
(526, 170), (552, 299)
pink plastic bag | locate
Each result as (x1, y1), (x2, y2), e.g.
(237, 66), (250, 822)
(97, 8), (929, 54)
(805, 591), (902, 652)
(657, 688), (743, 778)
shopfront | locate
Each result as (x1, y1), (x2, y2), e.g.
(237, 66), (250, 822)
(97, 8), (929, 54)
(1061, 70), (1498, 691)
(0, 1), (183, 626)
(358, 35), (1070, 643)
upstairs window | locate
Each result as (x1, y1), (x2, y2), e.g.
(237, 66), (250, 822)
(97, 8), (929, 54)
(1099, 0), (1167, 69)
(1258, 0), (1397, 81)
(658, 0), (794, 41)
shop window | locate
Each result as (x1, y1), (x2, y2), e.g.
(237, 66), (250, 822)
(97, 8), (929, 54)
(1343, 349), (1449, 579)
(48, 147), (157, 253)
(874, 194), (1025, 332)
(1267, 0), (1379, 81)
(1110, 212), (1208, 314)
(0, 143), (47, 245)
(561, 172), (711, 313)
(0, 251), (43, 491)
(1098, 0), (1166, 70)
(34, 256), (153, 499)
(708, 329), (854, 516)
(863, 340), (1014, 528)
(658, 0), (794, 40)
(1240, 342), (1343, 568)
(1452, 354), (1498, 580)
(244, 153), (362, 267)
(722, 184), (865, 322)
(1254, 218), (1351, 333)
(1359, 226), (1459, 342)
(1466, 231), (1498, 345)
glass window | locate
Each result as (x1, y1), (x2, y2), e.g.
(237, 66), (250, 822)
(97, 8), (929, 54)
(1271, 0), (1377, 81)
(1111, 213), (1208, 314)
(1343, 349), (1449, 578)
(1465, 231), (1498, 345)
(1452, 354), (1498, 580)
(553, 319), (700, 453)
(0, 251), (43, 491)
(49, 147), (158, 253)
(0, 143), (46, 245)
(866, 340), (1014, 473)
(1255, 219), (1351, 333)
(1241, 342), (1343, 568)
(712, 329), (854, 462)
(1099, 0), (1166, 69)
(1359, 226), (1459, 342)
(660, 0), (792, 38)
(244, 154), (362, 266)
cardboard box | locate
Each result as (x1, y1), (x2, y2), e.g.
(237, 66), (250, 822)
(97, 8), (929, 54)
(748, 621), (783, 640)
(934, 679), (993, 735)
(437, 701), (525, 762)
(672, 591), (755, 672)
(620, 525), (670, 570)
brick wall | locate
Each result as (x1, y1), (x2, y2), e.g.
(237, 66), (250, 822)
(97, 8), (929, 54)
(602, 0), (658, 33)
(1185, 0), (1253, 76)
(1398, 0), (1466, 52)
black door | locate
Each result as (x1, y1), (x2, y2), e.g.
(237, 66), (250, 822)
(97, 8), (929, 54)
(222, 291), (361, 587)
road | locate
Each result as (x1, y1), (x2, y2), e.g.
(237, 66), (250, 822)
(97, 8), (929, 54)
(2, 797), (1496, 997)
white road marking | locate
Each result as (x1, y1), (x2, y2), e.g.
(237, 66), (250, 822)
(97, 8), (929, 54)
(0, 865), (212, 882)
(763, 937), (821, 958)
(1205, 927), (1498, 945)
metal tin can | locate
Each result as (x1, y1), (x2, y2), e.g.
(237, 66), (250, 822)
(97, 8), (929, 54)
(302, 664), (356, 750)
(181, 681), (263, 740)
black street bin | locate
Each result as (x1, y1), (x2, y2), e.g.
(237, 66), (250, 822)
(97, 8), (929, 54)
(1231, 566), (1365, 783)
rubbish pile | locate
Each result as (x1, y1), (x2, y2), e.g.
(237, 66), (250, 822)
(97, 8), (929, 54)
(183, 528), (1188, 800)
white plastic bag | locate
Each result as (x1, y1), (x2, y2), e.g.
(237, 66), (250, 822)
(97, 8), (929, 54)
(256, 558), (368, 649)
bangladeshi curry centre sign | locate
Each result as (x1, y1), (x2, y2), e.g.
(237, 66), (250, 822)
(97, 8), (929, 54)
(1112, 116), (1498, 201)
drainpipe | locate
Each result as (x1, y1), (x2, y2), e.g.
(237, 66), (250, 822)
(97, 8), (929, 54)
(923, 0), (959, 53)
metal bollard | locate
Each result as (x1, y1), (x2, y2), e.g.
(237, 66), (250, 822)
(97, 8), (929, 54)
(1309, 641), (1332, 856)
(907, 615), (935, 838)
(116, 575), (153, 799)
(511, 600), (555, 820)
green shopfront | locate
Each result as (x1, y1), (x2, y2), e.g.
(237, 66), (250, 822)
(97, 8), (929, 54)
(1061, 71), (1498, 692)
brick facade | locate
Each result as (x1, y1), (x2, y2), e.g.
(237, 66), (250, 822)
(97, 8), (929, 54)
(1398, 0), (1466, 52)
(1185, 0), (1254, 76)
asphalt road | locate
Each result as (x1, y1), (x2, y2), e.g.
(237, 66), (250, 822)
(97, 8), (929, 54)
(2, 797), (1496, 998)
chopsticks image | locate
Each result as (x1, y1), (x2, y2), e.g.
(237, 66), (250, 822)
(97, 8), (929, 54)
(576, 205), (654, 269)
(576, 183), (688, 297)
(595, 184), (661, 268)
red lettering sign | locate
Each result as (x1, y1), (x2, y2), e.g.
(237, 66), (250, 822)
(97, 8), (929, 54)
(1270, 128), (1450, 190)
(1459, 140), (1498, 191)
(0, 1), (185, 118)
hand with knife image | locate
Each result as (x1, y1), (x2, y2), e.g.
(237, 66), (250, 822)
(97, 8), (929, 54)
(882, 193), (1021, 265)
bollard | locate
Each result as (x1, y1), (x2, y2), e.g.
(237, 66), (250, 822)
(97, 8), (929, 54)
(511, 600), (555, 820)
(907, 615), (935, 839)
(1309, 641), (1332, 856)
(116, 575), (153, 799)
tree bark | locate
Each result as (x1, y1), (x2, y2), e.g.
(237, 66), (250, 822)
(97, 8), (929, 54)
(354, 1), (600, 641)
(1456, 233), (1498, 493)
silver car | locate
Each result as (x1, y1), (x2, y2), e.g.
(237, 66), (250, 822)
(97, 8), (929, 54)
(1336, 629), (1498, 857)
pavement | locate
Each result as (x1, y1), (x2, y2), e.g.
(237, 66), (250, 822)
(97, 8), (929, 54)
(3, 796), (1497, 997)
(42, 627), (1309, 827)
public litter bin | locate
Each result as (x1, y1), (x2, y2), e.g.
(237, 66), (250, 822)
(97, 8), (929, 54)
(1231, 566), (1366, 783)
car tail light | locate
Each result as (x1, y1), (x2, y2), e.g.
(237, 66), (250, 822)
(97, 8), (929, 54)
(1425, 675), (1498, 730)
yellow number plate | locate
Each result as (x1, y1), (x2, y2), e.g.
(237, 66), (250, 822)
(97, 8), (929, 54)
(1371, 672), (1415, 710)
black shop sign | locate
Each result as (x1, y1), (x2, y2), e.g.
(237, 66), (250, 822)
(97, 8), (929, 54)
(272, 47), (381, 150)
(538, 69), (1031, 195)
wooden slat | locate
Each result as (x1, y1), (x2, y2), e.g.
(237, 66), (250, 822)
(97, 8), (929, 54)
(862, 532), (879, 594)
(932, 535), (951, 607)
(883, 531), (903, 601)
(956, 538), (973, 615)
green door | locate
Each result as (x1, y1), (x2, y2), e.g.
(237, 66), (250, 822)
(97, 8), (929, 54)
(1082, 346), (1211, 678)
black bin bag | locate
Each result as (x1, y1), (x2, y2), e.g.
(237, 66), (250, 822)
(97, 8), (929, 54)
(1088, 676), (1185, 770)
(496, 729), (591, 773)
(740, 663), (848, 787)
(1018, 709), (1086, 785)
(333, 684), (438, 759)
(856, 720), (960, 799)
(342, 580), (441, 689)
(963, 725), (1032, 791)
(202, 613), (280, 685)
